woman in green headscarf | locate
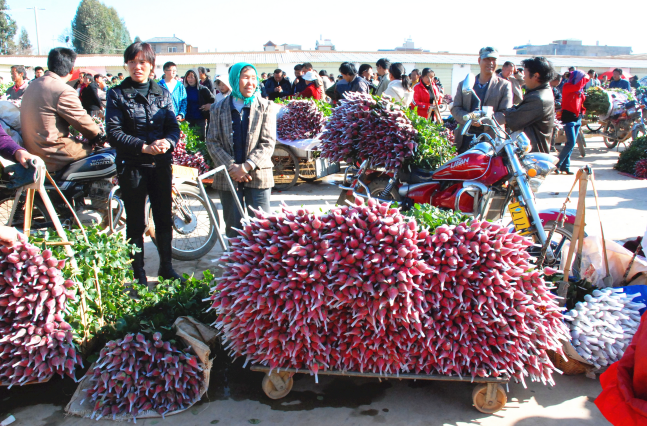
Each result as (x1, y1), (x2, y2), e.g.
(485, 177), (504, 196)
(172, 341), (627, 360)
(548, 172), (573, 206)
(205, 62), (276, 237)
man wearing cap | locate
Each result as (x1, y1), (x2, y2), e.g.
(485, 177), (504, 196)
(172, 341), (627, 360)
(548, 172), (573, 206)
(451, 47), (513, 153)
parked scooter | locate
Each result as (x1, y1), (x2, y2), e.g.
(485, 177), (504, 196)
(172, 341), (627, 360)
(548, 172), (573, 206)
(339, 74), (577, 267)
(0, 147), (218, 260)
(603, 99), (644, 149)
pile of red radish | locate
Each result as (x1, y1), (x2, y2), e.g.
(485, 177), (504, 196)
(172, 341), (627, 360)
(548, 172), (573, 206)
(277, 100), (326, 141)
(211, 198), (568, 386)
(0, 242), (82, 387)
(172, 140), (209, 174)
(81, 332), (204, 420)
(320, 92), (418, 170)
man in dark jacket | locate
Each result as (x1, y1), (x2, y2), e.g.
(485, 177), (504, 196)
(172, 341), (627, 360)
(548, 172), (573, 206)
(500, 56), (557, 153)
(81, 77), (103, 116)
(335, 62), (369, 101)
(264, 69), (291, 101)
(291, 64), (307, 95)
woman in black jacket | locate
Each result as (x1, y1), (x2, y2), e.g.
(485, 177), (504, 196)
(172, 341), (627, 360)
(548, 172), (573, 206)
(106, 42), (183, 285)
(183, 68), (215, 140)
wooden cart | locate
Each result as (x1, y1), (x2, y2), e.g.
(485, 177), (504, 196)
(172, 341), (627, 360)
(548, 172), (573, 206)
(272, 142), (340, 191)
(250, 365), (510, 414)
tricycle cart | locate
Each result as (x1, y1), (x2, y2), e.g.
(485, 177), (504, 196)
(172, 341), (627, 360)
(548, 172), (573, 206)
(272, 138), (339, 191)
(250, 365), (510, 414)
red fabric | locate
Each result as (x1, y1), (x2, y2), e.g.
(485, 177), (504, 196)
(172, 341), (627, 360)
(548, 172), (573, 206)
(561, 76), (588, 115)
(299, 84), (322, 100)
(595, 313), (647, 426)
(411, 81), (440, 118)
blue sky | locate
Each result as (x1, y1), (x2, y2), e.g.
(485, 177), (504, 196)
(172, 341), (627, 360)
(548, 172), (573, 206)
(6, 0), (646, 55)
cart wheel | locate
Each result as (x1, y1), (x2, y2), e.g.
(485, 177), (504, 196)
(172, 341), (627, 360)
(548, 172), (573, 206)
(472, 383), (507, 414)
(272, 144), (300, 191)
(299, 160), (317, 182)
(262, 372), (294, 400)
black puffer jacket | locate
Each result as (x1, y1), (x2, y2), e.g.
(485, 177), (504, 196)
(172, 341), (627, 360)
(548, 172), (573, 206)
(106, 77), (180, 164)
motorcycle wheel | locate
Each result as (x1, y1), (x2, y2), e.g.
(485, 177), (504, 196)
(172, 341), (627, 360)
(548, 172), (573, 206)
(603, 122), (619, 149)
(0, 195), (53, 229)
(358, 176), (401, 202)
(633, 125), (646, 141)
(148, 184), (219, 261)
(586, 122), (602, 132)
(576, 129), (586, 158)
(531, 221), (582, 277)
(438, 103), (448, 113)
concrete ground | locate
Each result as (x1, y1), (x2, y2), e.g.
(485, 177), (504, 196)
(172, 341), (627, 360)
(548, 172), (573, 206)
(3, 133), (645, 425)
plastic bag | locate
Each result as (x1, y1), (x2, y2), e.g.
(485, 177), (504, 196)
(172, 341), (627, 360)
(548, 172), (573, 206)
(595, 312), (647, 425)
(564, 236), (647, 288)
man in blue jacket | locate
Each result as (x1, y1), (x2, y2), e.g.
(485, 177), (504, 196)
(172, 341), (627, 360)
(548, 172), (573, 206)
(264, 69), (291, 101)
(608, 68), (632, 91)
(158, 61), (187, 119)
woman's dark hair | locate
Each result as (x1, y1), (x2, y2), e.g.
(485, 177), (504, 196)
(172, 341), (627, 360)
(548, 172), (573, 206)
(409, 68), (419, 76)
(389, 63), (411, 91)
(319, 70), (329, 77)
(520, 56), (556, 84)
(47, 48), (77, 77)
(124, 42), (156, 69)
(376, 58), (391, 70)
(198, 66), (207, 76)
(358, 64), (372, 76)
(339, 62), (357, 77)
(184, 69), (198, 86)
(240, 65), (255, 75)
(421, 68), (434, 78)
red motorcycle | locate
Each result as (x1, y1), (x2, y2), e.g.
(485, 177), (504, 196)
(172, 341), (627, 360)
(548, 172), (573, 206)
(338, 75), (577, 267)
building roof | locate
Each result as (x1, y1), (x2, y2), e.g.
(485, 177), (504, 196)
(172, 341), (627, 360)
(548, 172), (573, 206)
(3, 50), (647, 69)
(144, 37), (185, 44)
(264, 41), (276, 47)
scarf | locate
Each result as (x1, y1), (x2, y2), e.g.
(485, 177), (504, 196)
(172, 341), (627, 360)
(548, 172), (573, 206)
(229, 62), (260, 106)
(568, 70), (587, 86)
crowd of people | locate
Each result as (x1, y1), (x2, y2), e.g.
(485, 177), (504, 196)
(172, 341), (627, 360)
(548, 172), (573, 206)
(0, 41), (644, 282)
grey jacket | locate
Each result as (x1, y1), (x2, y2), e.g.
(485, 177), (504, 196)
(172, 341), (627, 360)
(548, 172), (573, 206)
(451, 74), (513, 151)
(375, 72), (390, 97)
(500, 84), (554, 154)
(206, 96), (276, 191)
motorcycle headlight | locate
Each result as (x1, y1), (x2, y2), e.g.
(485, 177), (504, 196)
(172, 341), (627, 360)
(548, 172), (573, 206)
(515, 131), (532, 153)
(528, 177), (544, 193)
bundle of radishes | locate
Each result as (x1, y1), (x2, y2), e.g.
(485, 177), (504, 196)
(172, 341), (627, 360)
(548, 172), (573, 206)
(81, 332), (204, 420)
(172, 140), (209, 174)
(320, 92), (418, 170)
(412, 221), (568, 386)
(277, 100), (326, 141)
(211, 198), (568, 386)
(0, 242), (82, 387)
(564, 288), (645, 369)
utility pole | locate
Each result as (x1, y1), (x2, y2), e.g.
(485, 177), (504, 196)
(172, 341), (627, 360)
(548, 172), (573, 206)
(26, 7), (45, 55)
(0, 7), (46, 55)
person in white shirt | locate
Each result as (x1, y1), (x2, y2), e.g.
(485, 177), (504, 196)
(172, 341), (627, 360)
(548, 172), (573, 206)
(383, 63), (414, 107)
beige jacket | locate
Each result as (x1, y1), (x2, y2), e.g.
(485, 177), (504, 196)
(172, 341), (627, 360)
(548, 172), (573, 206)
(500, 73), (524, 105)
(21, 71), (100, 172)
(451, 74), (513, 151)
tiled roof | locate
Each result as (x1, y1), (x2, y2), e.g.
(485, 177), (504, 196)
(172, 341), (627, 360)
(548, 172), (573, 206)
(2, 51), (647, 69)
(144, 37), (185, 44)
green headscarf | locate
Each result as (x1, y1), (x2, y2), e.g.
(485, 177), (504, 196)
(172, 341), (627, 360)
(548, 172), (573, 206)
(229, 62), (261, 106)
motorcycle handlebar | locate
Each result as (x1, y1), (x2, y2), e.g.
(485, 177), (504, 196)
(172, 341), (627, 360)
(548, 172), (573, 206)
(462, 111), (483, 122)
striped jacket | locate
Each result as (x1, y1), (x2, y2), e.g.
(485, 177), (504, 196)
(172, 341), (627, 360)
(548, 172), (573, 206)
(206, 96), (276, 191)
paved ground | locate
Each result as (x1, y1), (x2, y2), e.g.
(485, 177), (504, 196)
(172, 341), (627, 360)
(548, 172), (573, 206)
(3, 133), (645, 425)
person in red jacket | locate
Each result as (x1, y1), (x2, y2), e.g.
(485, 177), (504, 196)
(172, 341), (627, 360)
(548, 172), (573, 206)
(298, 71), (322, 100)
(411, 68), (441, 120)
(556, 70), (588, 174)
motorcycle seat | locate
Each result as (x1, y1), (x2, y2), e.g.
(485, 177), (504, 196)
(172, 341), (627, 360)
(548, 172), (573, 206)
(409, 166), (436, 183)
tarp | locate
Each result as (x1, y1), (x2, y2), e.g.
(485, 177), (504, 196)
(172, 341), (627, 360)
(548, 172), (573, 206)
(595, 312), (647, 425)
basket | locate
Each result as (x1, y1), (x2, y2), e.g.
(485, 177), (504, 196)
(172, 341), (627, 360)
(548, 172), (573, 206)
(547, 349), (588, 376)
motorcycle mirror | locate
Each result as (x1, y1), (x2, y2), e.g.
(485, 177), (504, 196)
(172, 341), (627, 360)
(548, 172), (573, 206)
(462, 73), (482, 110)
